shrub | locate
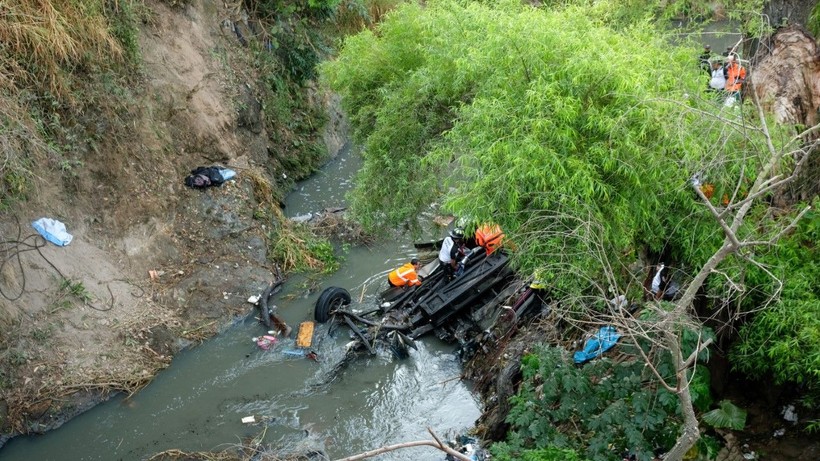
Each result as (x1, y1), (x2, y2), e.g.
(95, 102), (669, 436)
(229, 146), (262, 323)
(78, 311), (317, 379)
(731, 203), (820, 396)
(502, 346), (681, 461)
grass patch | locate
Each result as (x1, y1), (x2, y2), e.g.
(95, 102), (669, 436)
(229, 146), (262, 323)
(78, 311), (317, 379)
(31, 325), (55, 342)
(334, 0), (405, 33)
(0, 0), (124, 99)
(0, 98), (55, 208)
(269, 223), (340, 274)
(0, 1), (145, 208)
(245, 167), (340, 274)
(60, 278), (93, 304)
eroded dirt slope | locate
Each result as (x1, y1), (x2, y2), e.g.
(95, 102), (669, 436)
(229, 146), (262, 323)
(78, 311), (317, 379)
(0, 0), (335, 443)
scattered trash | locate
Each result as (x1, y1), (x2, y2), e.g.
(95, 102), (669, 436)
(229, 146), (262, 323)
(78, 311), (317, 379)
(282, 349), (306, 357)
(445, 435), (489, 461)
(296, 321), (315, 348)
(291, 212), (313, 223)
(247, 295), (260, 304)
(282, 349), (319, 361)
(148, 270), (160, 281)
(241, 414), (277, 425)
(573, 326), (621, 364)
(782, 404), (798, 423)
(253, 333), (278, 350)
(773, 428), (786, 437)
(608, 294), (627, 310)
(742, 451), (757, 460)
(31, 218), (73, 246)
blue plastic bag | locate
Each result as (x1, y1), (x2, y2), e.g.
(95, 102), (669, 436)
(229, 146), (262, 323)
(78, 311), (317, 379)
(573, 326), (621, 364)
(32, 218), (73, 246)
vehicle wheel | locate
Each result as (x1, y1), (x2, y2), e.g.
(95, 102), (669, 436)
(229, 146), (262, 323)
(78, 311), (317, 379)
(315, 287), (351, 323)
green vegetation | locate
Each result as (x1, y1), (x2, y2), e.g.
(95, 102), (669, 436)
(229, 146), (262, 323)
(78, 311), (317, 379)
(246, 166), (340, 273)
(322, 0), (763, 286)
(0, 0), (141, 207)
(323, 0), (816, 457)
(269, 220), (341, 273)
(243, 0), (339, 182)
(493, 346), (681, 461)
(730, 204), (820, 397)
(702, 400), (747, 430)
(493, 445), (587, 461)
(60, 279), (93, 304)
(811, 3), (820, 38)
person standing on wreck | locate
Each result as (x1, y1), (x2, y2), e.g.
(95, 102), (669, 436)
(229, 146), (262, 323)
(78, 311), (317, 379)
(439, 228), (465, 282)
(388, 258), (422, 287)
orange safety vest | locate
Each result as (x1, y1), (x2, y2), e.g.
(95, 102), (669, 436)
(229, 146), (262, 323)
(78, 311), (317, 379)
(725, 62), (746, 92)
(475, 224), (504, 255)
(388, 262), (421, 287)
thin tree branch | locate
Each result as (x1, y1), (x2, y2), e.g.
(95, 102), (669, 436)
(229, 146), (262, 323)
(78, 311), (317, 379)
(333, 429), (472, 461)
(722, 149), (811, 217)
(682, 337), (714, 370)
(742, 205), (812, 247)
(693, 183), (741, 247)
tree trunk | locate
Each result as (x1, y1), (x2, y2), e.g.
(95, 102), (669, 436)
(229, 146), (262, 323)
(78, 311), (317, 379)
(750, 25), (820, 204)
(762, 0), (817, 29)
(751, 25), (820, 128)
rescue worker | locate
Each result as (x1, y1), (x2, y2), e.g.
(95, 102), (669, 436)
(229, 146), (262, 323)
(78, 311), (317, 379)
(474, 223), (504, 255)
(708, 60), (726, 94)
(439, 228), (465, 281)
(698, 44), (712, 75)
(388, 258), (422, 287)
(724, 54), (746, 105)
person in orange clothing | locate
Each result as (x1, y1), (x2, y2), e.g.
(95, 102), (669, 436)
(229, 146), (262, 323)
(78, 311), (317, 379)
(724, 54), (746, 104)
(474, 223), (505, 255)
(388, 258), (422, 287)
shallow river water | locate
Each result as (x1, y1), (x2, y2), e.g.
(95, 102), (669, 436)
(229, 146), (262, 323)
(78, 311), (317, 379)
(1, 147), (480, 460)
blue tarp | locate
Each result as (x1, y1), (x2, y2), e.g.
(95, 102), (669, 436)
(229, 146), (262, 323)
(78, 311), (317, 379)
(573, 326), (621, 364)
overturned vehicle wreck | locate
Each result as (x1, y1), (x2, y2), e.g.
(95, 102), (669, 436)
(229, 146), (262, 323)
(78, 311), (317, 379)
(313, 242), (517, 360)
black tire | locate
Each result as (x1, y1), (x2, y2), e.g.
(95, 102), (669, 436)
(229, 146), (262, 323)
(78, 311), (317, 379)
(315, 287), (351, 323)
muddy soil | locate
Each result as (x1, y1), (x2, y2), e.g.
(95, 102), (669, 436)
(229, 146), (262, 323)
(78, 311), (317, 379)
(0, 0), (340, 446)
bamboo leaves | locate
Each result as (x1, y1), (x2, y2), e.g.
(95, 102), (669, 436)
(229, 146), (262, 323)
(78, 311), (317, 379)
(321, 0), (732, 280)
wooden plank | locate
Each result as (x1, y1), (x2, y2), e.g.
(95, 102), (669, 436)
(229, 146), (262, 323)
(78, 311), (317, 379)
(296, 321), (314, 348)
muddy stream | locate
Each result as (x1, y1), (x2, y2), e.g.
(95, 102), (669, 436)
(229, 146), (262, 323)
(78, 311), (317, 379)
(1, 147), (480, 460)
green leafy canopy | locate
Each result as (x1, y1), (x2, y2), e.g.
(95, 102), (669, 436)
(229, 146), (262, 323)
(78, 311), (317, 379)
(321, 0), (749, 284)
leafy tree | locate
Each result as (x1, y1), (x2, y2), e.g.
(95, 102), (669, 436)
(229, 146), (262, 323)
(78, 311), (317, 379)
(322, 0), (816, 459)
(322, 0), (727, 273)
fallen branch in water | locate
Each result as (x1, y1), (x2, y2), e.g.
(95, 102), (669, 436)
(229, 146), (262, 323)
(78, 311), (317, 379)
(334, 427), (472, 461)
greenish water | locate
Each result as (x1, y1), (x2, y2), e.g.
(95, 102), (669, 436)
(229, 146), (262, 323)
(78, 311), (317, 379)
(0, 147), (480, 460)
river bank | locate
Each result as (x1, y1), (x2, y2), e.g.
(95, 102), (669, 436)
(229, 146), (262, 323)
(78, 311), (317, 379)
(0, 0), (344, 448)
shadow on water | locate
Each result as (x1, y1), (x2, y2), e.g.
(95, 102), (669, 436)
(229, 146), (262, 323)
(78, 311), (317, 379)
(0, 147), (480, 460)
(668, 19), (743, 53)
